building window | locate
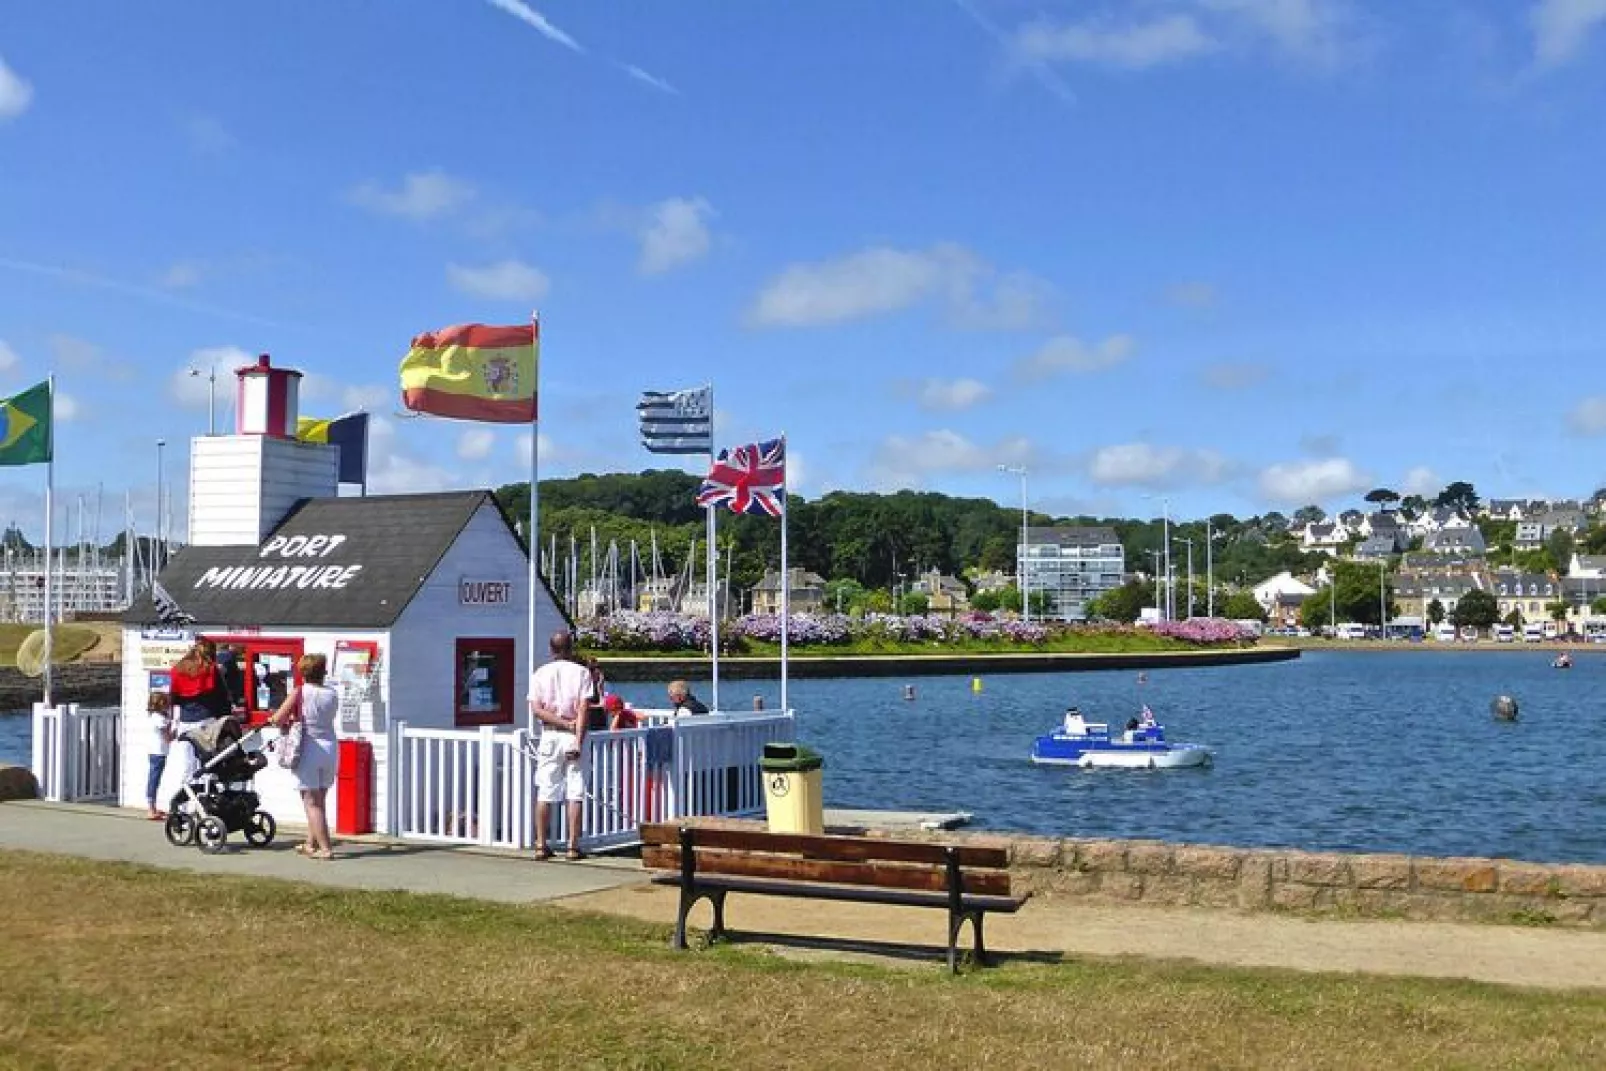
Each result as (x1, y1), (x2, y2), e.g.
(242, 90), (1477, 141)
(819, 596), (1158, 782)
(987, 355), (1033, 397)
(455, 637), (516, 726)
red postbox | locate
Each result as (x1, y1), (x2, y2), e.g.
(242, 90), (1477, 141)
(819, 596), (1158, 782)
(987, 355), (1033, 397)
(336, 738), (374, 835)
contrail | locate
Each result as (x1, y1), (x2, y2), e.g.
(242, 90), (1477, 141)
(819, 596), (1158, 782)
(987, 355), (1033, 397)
(622, 63), (679, 95)
(0, 256), (282, 328)
(482, 0), (584, 53)
(951, 0), (1078, 108)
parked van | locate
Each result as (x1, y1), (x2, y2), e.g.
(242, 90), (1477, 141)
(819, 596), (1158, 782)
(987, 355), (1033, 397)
(1435, 624), (1457, 642)
(1523, 623), (1545, 643)
(1335, 623), (1368, 640)
(1495, 624), (1515, 642)
(1543, 622), (1559, 640)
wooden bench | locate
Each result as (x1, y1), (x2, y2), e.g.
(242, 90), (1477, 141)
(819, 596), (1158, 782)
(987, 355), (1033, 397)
(640, 823), (1029, 972)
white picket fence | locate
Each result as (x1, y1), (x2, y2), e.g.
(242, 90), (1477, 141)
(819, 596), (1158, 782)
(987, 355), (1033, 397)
(30, 703), (121, 803)
(386, 711), (795, 853)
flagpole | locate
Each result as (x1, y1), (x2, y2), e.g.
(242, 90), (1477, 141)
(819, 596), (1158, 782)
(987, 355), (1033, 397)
(706, 383), (720, 713)
(779, 433), (789, 714)
(41, 376), (56, 707)
(526, 313), (540, 689)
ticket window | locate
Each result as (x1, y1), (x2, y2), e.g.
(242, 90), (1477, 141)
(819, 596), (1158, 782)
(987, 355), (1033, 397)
(238, 640), (304, 727)
(456, 638), (515, 726)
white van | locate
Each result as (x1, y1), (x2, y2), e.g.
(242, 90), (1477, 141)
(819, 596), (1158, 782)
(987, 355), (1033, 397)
(1434, 624), (1457, 642)
(1523, 623), (1545, 643)
(1495, 624), (1515, 643)
(1335, 623), (1368, 640)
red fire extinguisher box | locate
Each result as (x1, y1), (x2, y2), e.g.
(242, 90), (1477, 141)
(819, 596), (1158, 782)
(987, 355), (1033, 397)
(336, 739), (374, 836)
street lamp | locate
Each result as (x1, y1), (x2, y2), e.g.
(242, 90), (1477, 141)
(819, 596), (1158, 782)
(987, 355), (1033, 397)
(1140, 494), (1172, 620)
(1206, 520), (1223, 619)
(1378, 559), (1388, 639)
(998, 465), (1029, 624)
(155, 439), (166, 575)
(1173, 536), (1194, 619)
(188, 364), (219, 436)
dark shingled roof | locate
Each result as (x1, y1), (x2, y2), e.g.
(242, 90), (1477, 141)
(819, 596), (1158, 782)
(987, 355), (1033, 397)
(125, 491), (538, 629)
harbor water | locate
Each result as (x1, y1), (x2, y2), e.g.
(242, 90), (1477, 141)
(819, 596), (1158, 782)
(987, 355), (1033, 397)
(4, 650), (1603, 864)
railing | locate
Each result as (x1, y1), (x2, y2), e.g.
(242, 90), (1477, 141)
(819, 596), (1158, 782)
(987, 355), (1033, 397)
(30, 703), (121, 803)
(386, 711), (795, 853)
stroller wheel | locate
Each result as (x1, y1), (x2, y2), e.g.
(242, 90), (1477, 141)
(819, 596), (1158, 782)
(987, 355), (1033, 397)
(244, 810), (276, 847)
(164, 810), (197, 847)
(197, 816), (229, 854)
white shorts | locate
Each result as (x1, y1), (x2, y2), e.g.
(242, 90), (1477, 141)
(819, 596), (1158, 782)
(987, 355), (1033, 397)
(534, 732), (586, 803)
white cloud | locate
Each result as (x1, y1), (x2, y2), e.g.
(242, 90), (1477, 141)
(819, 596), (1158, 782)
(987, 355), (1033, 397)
(1167, 280), (1217, 308)
(749, 243), (1053, 330)
(1257, 457), (1372, 504)
(365, 416), (470, 495)
(1013, 334), (1136, 380)
(341, 384), (393, 412)
(0, 56), (32, 120)
(170, 347), (250, 420)
(457, 428), (496, 461)
(1532, 0), (1606, 68)
(350, 170), (477, 221)
(55, 392), (82, 421)
(1567, 395), (1606, 435)
(514, 431), (559, 466)
(1013, 14), (1218, 69)
(160, 261), (204, 289)
(1199, 361), (1271, 390)
(908, 377), (993, 412)
(1401, 466), (1440, 497)
(1086, 442), (1231, 489)
(0, 340), (18, 373)
(869, 429), (1033, 489)
(483, 0), (584, 52)
(1201, 0), (1361, 68)
(639, 197), (714, 275)
(447, 259), (551, 303)
(47, 334), (100, 370)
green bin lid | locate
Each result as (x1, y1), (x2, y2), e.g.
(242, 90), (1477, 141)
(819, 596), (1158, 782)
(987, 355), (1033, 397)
(759, 741), (824, 772)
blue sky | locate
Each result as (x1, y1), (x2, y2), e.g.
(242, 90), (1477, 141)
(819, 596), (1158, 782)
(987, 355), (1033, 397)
(3, 0), (1606, 541)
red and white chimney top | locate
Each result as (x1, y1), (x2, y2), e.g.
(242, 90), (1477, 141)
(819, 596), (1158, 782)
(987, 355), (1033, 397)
(234, 354), (302, 439)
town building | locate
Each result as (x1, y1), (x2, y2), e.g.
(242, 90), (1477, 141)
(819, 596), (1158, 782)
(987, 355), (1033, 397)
(1018, 526), (1124, 622)
(911, 568), (969, 616)
(1489, 569), (1560, 625)
(750, 567), (827, 615)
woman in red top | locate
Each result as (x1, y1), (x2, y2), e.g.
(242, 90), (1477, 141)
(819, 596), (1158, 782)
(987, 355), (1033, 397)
(170, 640), (230, 725)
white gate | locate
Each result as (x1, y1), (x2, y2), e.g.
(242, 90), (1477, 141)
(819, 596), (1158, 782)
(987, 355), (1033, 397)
(31, 703), (121, 803)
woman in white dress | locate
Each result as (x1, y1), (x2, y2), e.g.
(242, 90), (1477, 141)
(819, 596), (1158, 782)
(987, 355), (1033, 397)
(271, 653), (341, 860)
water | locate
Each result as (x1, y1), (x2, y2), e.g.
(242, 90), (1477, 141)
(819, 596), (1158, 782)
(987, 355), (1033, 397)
(7, 651), (1604, 863)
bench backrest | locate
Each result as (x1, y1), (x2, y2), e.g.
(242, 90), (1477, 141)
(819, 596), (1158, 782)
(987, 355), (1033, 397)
(640, 823), (1013, 896)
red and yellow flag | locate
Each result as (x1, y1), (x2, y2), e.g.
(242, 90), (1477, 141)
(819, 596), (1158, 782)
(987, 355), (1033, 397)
(400, 322), (538, 423)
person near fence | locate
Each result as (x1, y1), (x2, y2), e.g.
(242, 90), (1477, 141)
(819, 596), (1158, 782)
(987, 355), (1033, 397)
(271, 653), (340, 861)
(528, 630), (592, 860)
(145, 692), (173, 821)
(666, 680), (708, 716)
(603, 692), (638, 730)
(581, 655), (609, 732)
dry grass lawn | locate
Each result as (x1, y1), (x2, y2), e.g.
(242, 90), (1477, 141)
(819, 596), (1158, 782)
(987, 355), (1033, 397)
(2, 850), (1604, 1069)
(0, 623), (104, 667)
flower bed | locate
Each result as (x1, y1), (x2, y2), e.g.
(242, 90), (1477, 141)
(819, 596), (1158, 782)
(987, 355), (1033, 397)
(577, 611), (1253, 653)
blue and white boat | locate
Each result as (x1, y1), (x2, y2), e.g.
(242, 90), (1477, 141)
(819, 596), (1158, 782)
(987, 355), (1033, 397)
(1030, 708), (1212, 769)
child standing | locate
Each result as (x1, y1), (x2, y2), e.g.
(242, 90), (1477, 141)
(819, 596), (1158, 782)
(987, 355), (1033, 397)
(145, 696), (173, 820)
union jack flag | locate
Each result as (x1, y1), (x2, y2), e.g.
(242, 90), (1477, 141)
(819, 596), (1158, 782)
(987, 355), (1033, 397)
(697, 438), (786, 516)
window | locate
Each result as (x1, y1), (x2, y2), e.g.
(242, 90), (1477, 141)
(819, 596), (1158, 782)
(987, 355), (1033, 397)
(206, 636), (304, 728)
(456, 637), (516, 726)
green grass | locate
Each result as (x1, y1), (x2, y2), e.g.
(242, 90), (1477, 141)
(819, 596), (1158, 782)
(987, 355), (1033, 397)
(591, 634), (1248, 659)
(0, 623), (101, 667)
(2, 850), (1604, 1069)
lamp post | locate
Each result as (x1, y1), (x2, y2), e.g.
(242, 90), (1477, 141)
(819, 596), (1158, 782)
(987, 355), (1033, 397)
(1379, 559), (1388, 639)
(1174, 536), (1194, 619)
(1206, 519), (1217, 619)
(188, 364), (218, 436)
(155, 438), (166, 575)
(998, 465), (1029, 624)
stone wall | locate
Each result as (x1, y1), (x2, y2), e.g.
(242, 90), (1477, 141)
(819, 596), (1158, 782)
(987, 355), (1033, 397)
(1004, 835), (1606, 927)
(0, 664), (121, 710)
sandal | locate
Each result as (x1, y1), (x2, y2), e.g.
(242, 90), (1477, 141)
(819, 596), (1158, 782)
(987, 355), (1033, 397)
(535, 846), (554, 860)
(565, 849), (584, 862)
(293, 842), (312, 856)
(310, 849), (334, 861)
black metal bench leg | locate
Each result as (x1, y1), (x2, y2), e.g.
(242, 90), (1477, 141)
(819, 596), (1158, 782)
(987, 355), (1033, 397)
(708, 889), (728, 944)
(947, 910), (964, 974)
(972, 911), (990, 968)
(673, 888), (695, 950)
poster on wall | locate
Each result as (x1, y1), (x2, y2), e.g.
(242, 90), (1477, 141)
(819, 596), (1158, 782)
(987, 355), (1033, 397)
(333, 640), (379, 731)
(140, 640), (195, 671)
(147, 670), (172, 715)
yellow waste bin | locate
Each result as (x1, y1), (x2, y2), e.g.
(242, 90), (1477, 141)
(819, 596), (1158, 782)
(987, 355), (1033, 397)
(760, 742), (825, 835)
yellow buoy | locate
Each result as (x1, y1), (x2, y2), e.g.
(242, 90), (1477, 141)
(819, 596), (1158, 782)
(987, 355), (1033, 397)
(971, 677), (983, 693)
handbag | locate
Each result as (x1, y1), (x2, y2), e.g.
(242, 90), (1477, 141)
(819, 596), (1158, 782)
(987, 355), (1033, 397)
(276, 688), (305, 770)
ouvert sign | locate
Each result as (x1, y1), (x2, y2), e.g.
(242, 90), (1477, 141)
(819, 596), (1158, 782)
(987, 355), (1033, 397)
(192, 531), (364, 592)
(458, 577), (514, 607)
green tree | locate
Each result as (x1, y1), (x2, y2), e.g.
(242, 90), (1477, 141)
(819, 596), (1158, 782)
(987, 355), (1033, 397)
(1583, 526), (1606, 556)
(823, 578), (864, 614)
(1427, 598), (1445, 626)
(1364, 488), (1400, 508)
(860, 589), (894, 614)
(1593, 594), (1606, 615)
(1086, 579), (1154, 623)
(1547, 600), (1571, 625)
(1293, 505), (1326, 527)
(970, 589), (1000, 612)
(1504, 608), (1524, 627)
(1434, 481), (1480, 515)
(1452, 588), (1499, 628)
(1220, 590), (1265, 621)
(1299, 562), (1395, 628)
(1547, 528), (1576, 571)
(898, 591), (930, 616)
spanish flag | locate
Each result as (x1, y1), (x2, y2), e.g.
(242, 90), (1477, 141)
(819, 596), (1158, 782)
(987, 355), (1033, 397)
(400, 322), (537, 423)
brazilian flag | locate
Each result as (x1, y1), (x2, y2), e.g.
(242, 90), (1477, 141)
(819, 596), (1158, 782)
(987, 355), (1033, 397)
(0, 381), (51, 467)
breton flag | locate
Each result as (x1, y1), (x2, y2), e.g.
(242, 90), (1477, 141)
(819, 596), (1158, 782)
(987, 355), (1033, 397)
(152, 580), (196, 626)
(697, 438), (786, 516)
(296, 412), (369, 484)
(400, 323), (538, 423)
(637, 387), (712, 455)
(0, 381), (52, 467)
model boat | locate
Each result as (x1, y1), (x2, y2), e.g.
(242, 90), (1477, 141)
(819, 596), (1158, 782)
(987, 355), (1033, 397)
(1030, 708), (1212, 769)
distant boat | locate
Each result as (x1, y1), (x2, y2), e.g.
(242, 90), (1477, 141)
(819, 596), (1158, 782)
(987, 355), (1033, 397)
(1553, 653), (1573, 670)
(1031, 709), (1212, 770)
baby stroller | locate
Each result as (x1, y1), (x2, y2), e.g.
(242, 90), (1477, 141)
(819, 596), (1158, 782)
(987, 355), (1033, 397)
(164, 714), (278, 854)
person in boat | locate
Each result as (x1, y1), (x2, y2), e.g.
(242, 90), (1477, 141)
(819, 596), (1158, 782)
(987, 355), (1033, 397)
(1138, 704), (1157, 728)
(1062, 706), (1089, 735)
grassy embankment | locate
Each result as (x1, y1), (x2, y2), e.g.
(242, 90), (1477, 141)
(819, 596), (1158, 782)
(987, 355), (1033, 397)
(590, 632), (1254, 660)
(0, 623), (104, 667)
(2, 851), (1602, 1069)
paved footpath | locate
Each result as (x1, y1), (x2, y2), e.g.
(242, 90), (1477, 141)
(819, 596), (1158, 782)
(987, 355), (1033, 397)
(4, 801), (1605, 991)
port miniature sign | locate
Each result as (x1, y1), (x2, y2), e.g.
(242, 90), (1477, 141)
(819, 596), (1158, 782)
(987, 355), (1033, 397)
(190, 532), (363, 593)
(458, 577), (514, 607)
